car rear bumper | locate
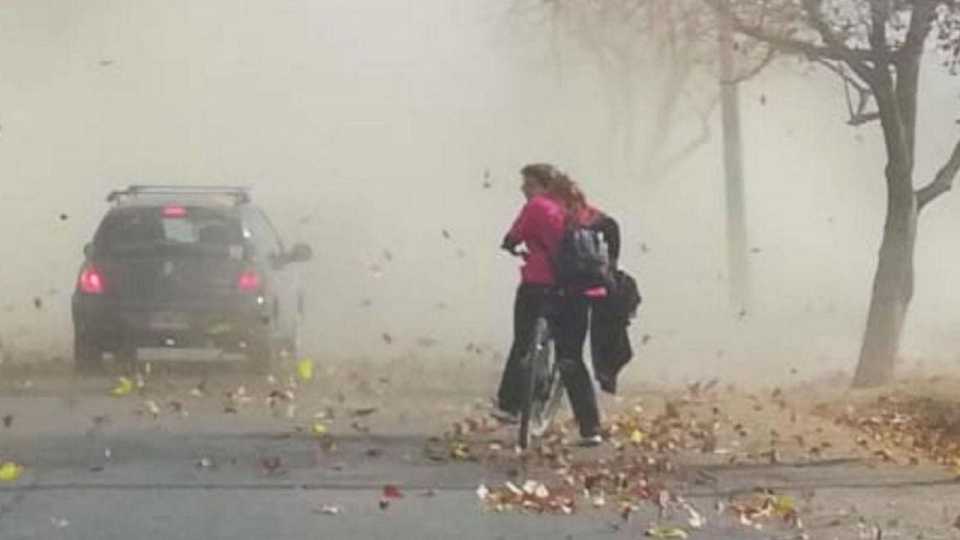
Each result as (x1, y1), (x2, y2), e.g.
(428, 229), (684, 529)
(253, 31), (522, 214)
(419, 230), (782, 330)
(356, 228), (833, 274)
(72, 294), (271, 352)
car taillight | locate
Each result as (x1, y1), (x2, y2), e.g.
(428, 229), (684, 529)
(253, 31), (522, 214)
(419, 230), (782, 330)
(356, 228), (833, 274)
(78, 265), (105, 295)
(237, 269), (262, 293)
(162, 205), (188, 218)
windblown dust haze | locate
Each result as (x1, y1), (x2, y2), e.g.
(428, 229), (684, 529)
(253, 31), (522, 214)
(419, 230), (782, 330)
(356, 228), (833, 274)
(2, 0), (960, 385)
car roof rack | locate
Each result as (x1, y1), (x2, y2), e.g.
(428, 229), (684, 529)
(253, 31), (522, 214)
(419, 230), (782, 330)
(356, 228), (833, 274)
(106, 185), (252, 204)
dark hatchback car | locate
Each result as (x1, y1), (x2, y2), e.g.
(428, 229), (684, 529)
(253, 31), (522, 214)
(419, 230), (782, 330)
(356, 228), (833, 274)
(72, 186), (312, 374)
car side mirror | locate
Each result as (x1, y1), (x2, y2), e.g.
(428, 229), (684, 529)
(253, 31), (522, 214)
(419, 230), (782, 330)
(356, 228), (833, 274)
(83, 243), (93, 258)
(285, 243), (312, 264)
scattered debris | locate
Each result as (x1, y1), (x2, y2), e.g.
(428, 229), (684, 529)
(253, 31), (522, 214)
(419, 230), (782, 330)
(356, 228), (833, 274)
(315, 505), (342, 515)
(645, 526), (689, 539)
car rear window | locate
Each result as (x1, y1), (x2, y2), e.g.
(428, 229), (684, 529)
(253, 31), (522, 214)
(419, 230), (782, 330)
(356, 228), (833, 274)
(95, 206), (242, 254)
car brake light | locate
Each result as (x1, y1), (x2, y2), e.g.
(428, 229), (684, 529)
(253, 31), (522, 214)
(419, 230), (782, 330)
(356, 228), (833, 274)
(162, 205), (188, 218)
(79, 265), (105, 294)
(237, 269), (262, 293)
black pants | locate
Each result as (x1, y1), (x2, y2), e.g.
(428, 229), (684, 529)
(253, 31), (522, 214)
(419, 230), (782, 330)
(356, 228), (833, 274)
(497, 284), (600, 437)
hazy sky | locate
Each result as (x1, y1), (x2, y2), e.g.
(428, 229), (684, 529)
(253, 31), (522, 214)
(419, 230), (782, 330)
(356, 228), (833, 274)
(2, 0), (960, 383)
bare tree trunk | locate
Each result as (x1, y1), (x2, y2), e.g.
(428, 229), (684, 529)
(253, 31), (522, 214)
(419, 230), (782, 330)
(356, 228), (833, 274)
(852, 171), (917, 387)
(719, 13), (750, 309)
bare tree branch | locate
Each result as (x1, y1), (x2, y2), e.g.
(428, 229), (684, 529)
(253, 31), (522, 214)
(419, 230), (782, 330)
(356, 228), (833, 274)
(650, 92), (722, 179)
(721, 44), (777, 84)
(813, 58), (880, 125)
(916, 136), (960, 211)
(705, 0), (876, 70)
(847, 112), (881, 126)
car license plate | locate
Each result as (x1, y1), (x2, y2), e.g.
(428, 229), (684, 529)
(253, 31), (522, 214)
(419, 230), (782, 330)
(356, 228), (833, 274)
(149, 312), (189, 331)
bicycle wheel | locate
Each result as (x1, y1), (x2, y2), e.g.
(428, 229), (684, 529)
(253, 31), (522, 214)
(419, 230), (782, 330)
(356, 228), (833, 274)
(518, 317), (564, 449)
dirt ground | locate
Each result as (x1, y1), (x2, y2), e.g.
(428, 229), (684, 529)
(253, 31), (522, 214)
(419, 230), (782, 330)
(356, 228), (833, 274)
(3, 355), (960, 539)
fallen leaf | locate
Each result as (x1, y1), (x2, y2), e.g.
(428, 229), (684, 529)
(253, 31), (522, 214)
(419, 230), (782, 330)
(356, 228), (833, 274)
(190, 381), (207, 397)
(169, 401), (187, 416)
(383, 484), (404, 499)
(297, 358), (314, 381)
(315, 505), (342, 515)
(645, 526), (689, 539)
(352, 407), (378, 418)
(260, 456), (283, 474)
(143, 400), (161, 418)
(685, 502), (706, 529)
(2, 414), (12, 428)
(312, 422), (328, 435)
(111, 377), (134, 396)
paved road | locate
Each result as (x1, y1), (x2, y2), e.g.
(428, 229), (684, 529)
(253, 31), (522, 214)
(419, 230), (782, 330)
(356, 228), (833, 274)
(0, 367), (957, 539)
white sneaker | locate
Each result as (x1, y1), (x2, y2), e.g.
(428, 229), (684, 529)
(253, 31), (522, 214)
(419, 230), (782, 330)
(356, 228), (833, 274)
(490, 408), (520, 425)
(578, 434), (603, 447)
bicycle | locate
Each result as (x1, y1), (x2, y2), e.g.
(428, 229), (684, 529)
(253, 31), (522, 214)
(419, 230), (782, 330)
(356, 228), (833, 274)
(508, 247), (566, 450)
(517, 306), (566, 449)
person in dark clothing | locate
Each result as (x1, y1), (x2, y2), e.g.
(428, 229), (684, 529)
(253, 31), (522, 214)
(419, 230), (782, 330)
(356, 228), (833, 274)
(568, 187), (637, 395)
(495, 163), (602, 446)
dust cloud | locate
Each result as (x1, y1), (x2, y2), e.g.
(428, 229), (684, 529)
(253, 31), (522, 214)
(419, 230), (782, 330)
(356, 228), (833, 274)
(1, 0), (960, 386)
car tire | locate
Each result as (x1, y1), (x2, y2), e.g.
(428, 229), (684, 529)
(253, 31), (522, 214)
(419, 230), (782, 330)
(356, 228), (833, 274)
(114, 344), (138, 375)
(283, 323), (301, 361)
(74, 329), (104, 375)
(247, 336), (277, 374)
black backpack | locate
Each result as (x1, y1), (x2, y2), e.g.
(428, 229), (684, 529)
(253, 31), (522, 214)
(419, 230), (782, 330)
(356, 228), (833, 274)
(554, 220), (611, 289)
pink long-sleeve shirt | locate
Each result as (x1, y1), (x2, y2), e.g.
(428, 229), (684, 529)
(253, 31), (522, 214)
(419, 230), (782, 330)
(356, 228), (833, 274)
(505, 195), (567, 285)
